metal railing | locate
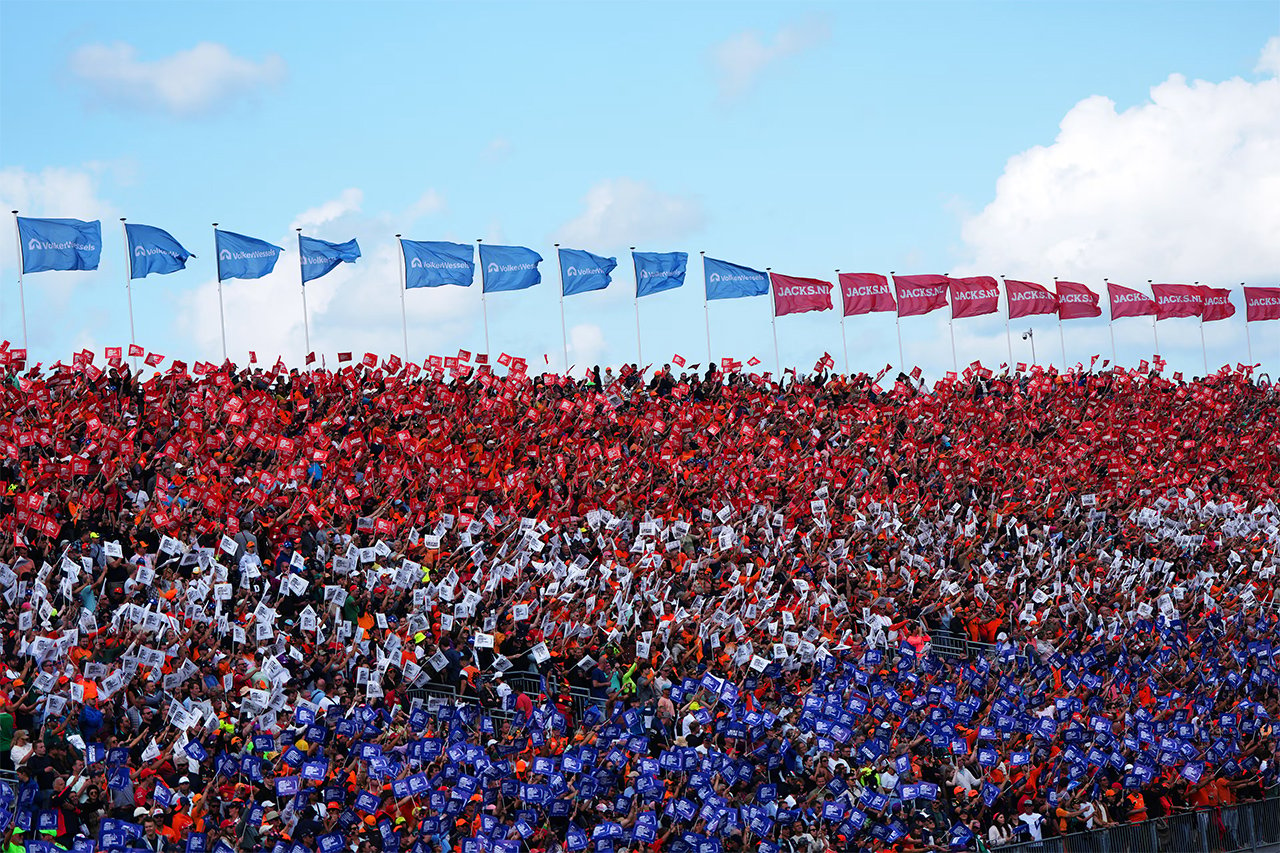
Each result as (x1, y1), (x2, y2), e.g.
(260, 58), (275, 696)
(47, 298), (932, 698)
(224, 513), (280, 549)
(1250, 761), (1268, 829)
(992, 795), (1280, 853)
(407, 673), (604, 726)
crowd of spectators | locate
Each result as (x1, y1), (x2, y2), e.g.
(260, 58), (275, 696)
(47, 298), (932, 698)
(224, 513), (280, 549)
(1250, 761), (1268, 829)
(0, 343), (1277, 853)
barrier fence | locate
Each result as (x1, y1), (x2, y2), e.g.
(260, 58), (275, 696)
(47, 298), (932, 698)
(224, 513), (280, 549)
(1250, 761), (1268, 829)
(991, 794), (1280, 853)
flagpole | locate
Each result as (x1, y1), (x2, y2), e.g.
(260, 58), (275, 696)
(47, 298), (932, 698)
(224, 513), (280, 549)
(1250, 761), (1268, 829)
(631, 247), (641, 366)
(554, 244), (569, 374)
(891, 271), (905, 371)
(396, 234), (408, 362)
(767, 269), (779, 375)
(477, 239), (491, 356)
(1105, 278), (1117, 364)
(1053, 278), (1067, 369)
(12, 211), (27, 351)
(296, 229), (311, 360)
(1148, 280), (1160, 358)
(1243, 283), (1253, 363)
(1193, 281), (1208, 375)
(836, 270), (849, 374)
(1001, 276), (1013, 367)
(700, 252), (712, 365)
(121, 218), (138, 371)
(947, 273), (958, 372)
(212, 223), (227, 362)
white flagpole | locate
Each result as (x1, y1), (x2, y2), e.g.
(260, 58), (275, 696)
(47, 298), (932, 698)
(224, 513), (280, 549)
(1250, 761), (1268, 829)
(396, 234), (408, 362)
(1148, 280), (1160, 358)
(836, 270), (849, 374)
(1001, 276), (1013, 367)
(1194, 282), (1208, 375)
(1104, 278), (1117, 364)
(947, 274), (958, 372)
(212, 223), (227, 362)
(554, 244), (569, 374)
(631, 247), (641, 366)
(12, 211), (28, 352)
(767, 269), (780, 375)
(700, 251), (712, 365)
(296, 229), (311, 359)
(477, 239), (490, 356)
(1243, 283), (1254, 363)
(121, 218), (138, 371)
(1053, 278), (1067, 369)
(891, 271), (905, 371)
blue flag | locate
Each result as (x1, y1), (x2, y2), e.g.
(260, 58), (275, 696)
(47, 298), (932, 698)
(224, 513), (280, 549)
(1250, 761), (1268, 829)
(215, 230), (283, 281)
(559, 248), (617, 296)
(480, 244), (542, 293)
(126, 223), (194, 279)
(401, 240), (474, 289)
(704, 257), (768, 300)
(633, 251), (687, 298)
(299, 235), (361, 284)
(17, 217), (101, 273)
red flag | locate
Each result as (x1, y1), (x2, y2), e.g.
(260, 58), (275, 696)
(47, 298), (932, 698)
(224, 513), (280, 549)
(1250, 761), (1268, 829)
(144, 352), (164, 367)
(947, 276), (999, 319)
(1107, 283), (1156, 319)
(672, 354), (685, 367)
(1005, 280), (1058, 319)
(362, 353), (378, 368)
(104, 346), (122, 363)
(1151, 283), (1204, 320)
(338, 352), (353, 362)
(305, 352), (317, 365)
(892, 274), (949, 317)
(1198, 286), (1235, 322)
(1055, 281), (1102, 319)
(838, 273), (895, 317)
(1244, 286), (1280, 322)
(248, 351), (257, 363)
(128, 344), (144, 357)
(770, 273), (832, 317)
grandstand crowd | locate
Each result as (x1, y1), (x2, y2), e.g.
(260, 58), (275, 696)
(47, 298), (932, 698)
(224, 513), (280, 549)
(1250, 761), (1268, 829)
(0, 343), (1277, 853)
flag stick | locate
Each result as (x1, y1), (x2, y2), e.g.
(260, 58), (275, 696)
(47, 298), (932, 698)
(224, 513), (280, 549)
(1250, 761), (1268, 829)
(478, 239), (490, 356)
(12, 211), (28, 351)
(1104, 279), (1117, 365)
(630, 247), (641, 366)
(836, 270), (849, 374)
(554, 244), (569, 374)
(700, 252), (712, 364)
(948, 320), (958, 372)
(1053, 279), (1067, 369)
(767, 269), (780, 375)
(1193, 282), (1207, 375)
(1148, 280), (1160, 357)
(1001, 277), (1013, 367)
(212, 223), (227, 362)
(296, 229), (311, 359)
(1243, 284), (1254, 363)
(120, 219), (138, 370)
(396, 235), (408, 362)
(890, 271), (906, 371)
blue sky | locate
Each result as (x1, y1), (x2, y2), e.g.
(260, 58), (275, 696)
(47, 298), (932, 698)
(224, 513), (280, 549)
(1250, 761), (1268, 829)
(1, 1), (1277, 378)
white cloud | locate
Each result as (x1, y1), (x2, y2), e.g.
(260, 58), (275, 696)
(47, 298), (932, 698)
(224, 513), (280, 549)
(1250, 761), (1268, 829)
(553, 178), (704, 249)
(1258, 36), (1280, 76)
(710, 17), (830, 100)
(404, 189), (446, 222)
(951, 40), (1280, 379)
(290, 188), (363, 232)
(568, 323), (607, 370)
(483, 138), (512, 161)
(960, 53), (1280, 287)
(68, 42), (285, 116)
